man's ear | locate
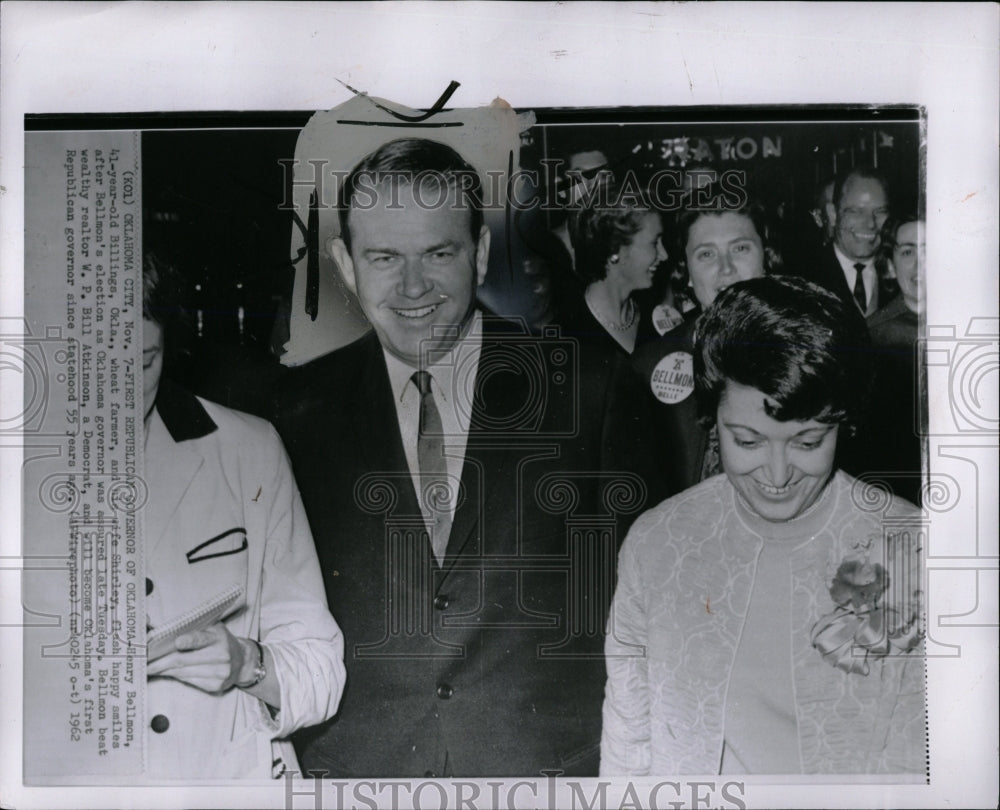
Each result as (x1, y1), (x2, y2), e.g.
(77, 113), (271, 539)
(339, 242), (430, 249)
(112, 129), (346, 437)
(474, 224), (491, 287)
(825, 201), (838, 230)
(328, 236), (357, 294)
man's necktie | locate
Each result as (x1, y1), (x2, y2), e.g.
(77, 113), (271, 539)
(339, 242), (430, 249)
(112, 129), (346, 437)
(852, 263), (867, 313)
(412, 370), (451, 564)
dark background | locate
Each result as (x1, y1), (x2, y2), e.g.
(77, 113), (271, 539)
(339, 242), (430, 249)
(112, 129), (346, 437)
(140, 127), (301, 412)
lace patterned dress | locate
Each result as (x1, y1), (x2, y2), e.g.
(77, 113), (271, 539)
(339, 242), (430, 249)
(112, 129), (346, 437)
(601, 471), (926, 776)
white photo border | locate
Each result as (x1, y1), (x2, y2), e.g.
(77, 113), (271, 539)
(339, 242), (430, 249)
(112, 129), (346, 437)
(2, 3), (997, 808)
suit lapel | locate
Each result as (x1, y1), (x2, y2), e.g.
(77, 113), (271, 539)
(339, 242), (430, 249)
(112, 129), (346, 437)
(821, 246), (855, 304)
(143, 410), (205, 557)
(348, 319), (533, 573)
(444, 442), (491, 566)
(823, 245), (881, 314)
(144, 384), (218, 556)
(868, 281), (880, 315)
(443, 321), (525, 567)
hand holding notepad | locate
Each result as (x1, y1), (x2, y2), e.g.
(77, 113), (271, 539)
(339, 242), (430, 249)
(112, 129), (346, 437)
(146, 583), (244, 662)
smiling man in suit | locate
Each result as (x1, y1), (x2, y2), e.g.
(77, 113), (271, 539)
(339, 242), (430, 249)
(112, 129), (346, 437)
(275, 138), (658, 777)
(802, 165), (893, 317)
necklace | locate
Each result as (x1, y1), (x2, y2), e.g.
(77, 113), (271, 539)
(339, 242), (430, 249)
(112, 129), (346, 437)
(586, 291), (637, 332)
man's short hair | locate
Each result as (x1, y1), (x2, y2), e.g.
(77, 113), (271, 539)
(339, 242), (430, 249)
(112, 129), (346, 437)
(832, 165), (890, 211)
(694, 275), (873, 435)
(337, 138), (484, 254)
(814, 177), (835, 211)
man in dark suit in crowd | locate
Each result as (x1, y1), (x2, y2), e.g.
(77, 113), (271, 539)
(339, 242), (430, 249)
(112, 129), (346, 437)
(275, 138), (659, 777)
(801, 166), (893, 317)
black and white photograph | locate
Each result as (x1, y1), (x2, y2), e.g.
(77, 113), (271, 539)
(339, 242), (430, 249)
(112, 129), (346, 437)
(2, 3), (997, 809)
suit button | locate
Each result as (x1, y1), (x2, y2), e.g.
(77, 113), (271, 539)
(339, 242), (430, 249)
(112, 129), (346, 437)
(145, 578), (154, 596)
(424, 771), (437, 778)
(433, 594), (449, 610)
(436, 683), (453, 700)
(150, 714), (169, 733)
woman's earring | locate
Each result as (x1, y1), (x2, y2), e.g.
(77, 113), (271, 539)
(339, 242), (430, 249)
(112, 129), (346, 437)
(609, 254), (619, 263)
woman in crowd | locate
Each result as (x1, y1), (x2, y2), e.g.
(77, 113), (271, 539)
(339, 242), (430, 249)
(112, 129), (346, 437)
(142, 252), (345, 778)
(602, 276), (925, 775)
(560, 183), (667, 354)
(631, 194), (778, 495)
(851, 214), (926, 504)
(876, 213), (923, 320)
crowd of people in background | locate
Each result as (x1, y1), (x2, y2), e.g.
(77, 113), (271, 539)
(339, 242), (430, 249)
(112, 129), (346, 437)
(534, 138), (925, 506)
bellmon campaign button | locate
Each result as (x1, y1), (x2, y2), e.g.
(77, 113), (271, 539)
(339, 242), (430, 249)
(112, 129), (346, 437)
(650, 352), (695, 405)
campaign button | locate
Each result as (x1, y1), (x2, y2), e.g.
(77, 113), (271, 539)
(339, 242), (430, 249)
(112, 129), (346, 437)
(650, 352), (695, 405)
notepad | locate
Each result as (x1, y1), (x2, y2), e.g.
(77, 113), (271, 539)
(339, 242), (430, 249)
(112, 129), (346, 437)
(146, 583), (245, 661)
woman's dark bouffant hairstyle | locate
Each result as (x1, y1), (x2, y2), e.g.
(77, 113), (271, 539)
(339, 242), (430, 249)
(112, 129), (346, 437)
(693, 276), (873, 435)
(874, 211), (920, 281)
(569, 183), (657, 285)
(143, 251), (196, 369)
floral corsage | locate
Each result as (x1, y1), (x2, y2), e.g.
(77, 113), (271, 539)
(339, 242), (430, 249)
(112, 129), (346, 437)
(810, 554), (923, 675)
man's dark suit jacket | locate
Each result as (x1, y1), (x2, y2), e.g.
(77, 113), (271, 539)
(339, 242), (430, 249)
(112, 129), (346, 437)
(795, 243), (895, 316)
(843, 297), (923, 506)
(274, 315), (662, 777)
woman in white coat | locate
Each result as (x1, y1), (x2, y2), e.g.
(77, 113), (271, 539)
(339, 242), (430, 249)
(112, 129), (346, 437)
(142, 253), (345, 778)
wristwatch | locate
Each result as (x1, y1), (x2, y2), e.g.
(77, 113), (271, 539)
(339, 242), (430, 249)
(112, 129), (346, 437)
(237, 639), (267, 689)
